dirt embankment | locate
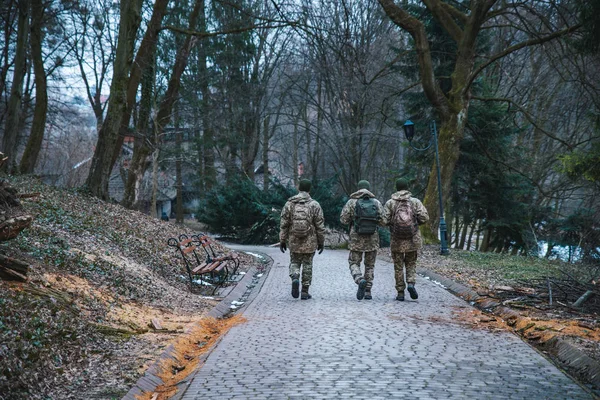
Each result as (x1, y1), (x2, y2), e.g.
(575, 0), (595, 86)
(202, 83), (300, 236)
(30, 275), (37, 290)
(0, 176), (254, 400)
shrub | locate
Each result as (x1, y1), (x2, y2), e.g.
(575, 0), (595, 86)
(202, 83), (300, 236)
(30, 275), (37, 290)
(198, 177), (345, 244)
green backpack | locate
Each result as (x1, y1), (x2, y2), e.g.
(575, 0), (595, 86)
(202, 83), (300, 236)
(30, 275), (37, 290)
(354, 196), (379, 235)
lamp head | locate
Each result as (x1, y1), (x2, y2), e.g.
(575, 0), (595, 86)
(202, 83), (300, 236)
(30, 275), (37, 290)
(403, 120), (415, 141)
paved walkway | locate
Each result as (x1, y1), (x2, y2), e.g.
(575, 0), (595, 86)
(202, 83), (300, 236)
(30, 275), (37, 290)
(181, 247), (593, 399)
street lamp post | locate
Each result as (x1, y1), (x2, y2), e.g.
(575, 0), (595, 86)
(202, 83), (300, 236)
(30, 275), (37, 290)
(402, 119), (449, 255)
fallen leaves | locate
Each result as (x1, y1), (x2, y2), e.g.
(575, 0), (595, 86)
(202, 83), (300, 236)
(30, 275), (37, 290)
(136, 315), (247, 400)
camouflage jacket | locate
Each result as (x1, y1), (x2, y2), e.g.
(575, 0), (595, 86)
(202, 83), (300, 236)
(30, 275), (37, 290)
(381, 190), (429, 253)
(340, 189), (384, 252)
(280, 191), (326, 254)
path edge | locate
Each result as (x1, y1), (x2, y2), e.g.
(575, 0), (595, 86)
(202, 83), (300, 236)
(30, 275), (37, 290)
(418, 267), (600, 394)
(121, 259), (271, 400)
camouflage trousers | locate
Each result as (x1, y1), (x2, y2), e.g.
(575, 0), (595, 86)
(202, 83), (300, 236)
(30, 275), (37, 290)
(349, 250), (376, 291)
(391, 251), (417, 292)
(289, 252), (315, 287)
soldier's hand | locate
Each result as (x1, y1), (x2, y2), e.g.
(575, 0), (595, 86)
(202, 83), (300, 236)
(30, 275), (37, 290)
(279, 241), (287, 253)
(317, 243), (324, 254)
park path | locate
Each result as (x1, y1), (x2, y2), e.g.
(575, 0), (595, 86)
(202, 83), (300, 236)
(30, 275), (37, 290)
(180, 246), (592, 400)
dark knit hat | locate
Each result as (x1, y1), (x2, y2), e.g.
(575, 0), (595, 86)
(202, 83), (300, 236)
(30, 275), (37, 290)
(298, 179), (312, 192)
(396, 178), (409, 191)
(357, 180), (370, 190)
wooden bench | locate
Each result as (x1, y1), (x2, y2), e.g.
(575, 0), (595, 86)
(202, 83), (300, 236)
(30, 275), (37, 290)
(168, 233), (240, 293)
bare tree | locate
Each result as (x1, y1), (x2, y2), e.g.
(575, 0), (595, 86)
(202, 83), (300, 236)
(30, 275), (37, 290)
(378, 0), (582, 238)
(19, 0), (47, 174)
(1, 0), (30, 171)
(85, 0), (143, 199)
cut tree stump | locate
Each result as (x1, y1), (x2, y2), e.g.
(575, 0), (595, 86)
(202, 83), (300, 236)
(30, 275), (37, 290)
(0, 172), (34, 281)
(0, 253), (30, 281)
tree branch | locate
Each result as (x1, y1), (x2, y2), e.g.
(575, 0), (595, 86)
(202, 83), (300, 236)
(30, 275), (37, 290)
(421, 0), (464, 42)
(467, 23), (582, 91)
(161, 22), (294, 38)
(471, 96), (574, 150)
(377, 0), (450, 116)
(440, 2), (468, 25)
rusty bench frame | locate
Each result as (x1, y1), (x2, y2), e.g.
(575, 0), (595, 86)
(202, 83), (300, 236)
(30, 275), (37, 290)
(168, 233), (240, 294)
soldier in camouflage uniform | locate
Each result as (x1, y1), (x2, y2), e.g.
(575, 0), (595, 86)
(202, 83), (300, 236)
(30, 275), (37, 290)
(381, 178), (429, 301)
(279, 179), (326, 300)
(340, 180), (383, 300)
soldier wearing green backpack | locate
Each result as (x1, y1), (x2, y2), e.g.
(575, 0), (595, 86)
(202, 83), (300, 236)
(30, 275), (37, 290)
(340, 180), (384, 300)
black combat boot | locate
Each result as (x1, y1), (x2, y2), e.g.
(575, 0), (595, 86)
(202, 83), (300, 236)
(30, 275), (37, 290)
(291, 276), (300, 299)
(356, 279), (367, 300)
(396, 291), (405, 301)
(300, 285), (312, 300)
(364, 290), (372, 300)
(407, 283), (418, 300)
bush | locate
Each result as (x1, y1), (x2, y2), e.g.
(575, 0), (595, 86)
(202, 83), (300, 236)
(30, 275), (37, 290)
(197, 177), (345, 244)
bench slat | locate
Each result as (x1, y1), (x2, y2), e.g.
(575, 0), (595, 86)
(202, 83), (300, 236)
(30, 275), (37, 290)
(182, 245), (197, 254)
(192, 262), (209, 273)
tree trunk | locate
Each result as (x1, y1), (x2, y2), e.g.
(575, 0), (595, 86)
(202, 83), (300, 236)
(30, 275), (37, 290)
(175, 104), (183, 224)
(19, 0), (46, 174)
(1, 0), (30, 172)
(313, 78), (323, 180)
(262, 115), (270, 191)
(197, 0), (215, 191)
(154, 0), (202, 138)
(85, 0), (143, 199)
(475, 220), (482, 251)
(0, 3), (16, 104)
(109, 0), (170, 172)
(480, 227), (491, 252)
(466, 220), (476, 250)
(193, 108), (204, 194)
(421, 114), (466, 241)
(458, 219), (469, 250)
(293, 117), (299, 187)
(122, 49), (156, 208)
(151, 121), (160, 218)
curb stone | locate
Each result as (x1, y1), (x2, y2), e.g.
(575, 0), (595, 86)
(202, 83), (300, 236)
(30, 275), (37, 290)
(418, 267), (600, 396)
(121, 259), (271, 400)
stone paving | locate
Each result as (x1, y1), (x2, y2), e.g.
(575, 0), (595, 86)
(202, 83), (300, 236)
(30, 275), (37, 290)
(180, 247), (593, 399)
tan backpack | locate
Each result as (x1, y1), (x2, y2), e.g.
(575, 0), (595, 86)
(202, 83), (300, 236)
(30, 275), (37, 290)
(391, 199), (418, 240)
(291, 202), (312, 238)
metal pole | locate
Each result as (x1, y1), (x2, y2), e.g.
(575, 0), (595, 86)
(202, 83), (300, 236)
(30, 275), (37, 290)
(431, 121), (449, 255)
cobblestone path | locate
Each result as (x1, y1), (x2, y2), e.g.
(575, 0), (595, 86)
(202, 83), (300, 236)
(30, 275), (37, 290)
(181, 247), (592, 399)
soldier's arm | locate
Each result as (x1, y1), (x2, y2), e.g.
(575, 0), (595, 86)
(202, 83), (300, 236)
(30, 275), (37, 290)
(376, 200), (385, 226)
(279, 202), (291, 241)
(339, 200), (353, 226)
(413, 199), (430, 225)
(313, 204), (326, 245)
(381, 200), (393, 226)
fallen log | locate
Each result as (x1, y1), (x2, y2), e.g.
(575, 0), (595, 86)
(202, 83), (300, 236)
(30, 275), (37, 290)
(0, 265), (27, 282)
(0, 253), (30, 281)
(573, 290), (596, 308)
(0, 253), (29, 273)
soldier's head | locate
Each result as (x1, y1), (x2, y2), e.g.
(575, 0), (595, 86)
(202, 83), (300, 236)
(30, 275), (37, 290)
(357, 180), (370, 190)
(396, 178), (409, 191)
(298, 179), (312, 193)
